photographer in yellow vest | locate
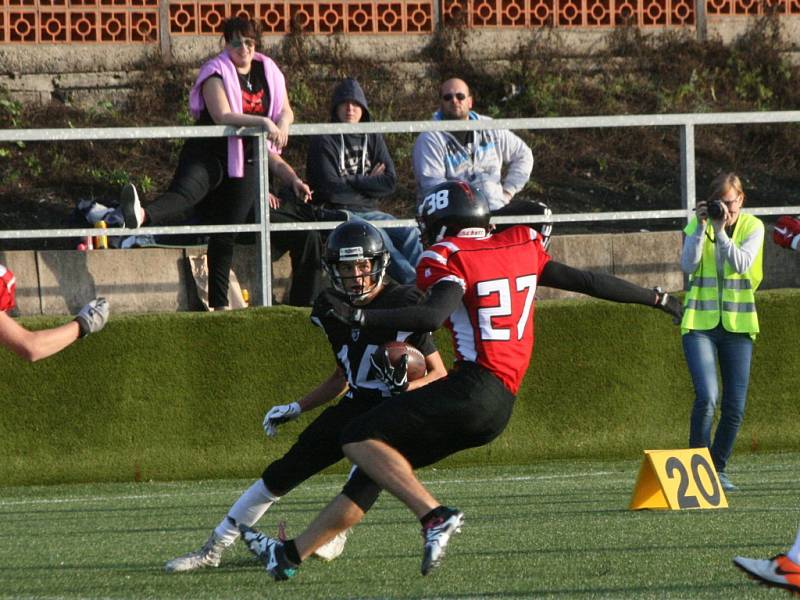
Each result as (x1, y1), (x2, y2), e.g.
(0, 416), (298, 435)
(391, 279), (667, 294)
(680, 172), (764, 492)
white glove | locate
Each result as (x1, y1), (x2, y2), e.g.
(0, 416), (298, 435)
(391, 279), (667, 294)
(263, 402), (301, 437)
(75, 297), (110, 338)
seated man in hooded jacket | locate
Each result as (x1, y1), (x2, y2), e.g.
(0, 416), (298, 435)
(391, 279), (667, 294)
(306, 78), (422, 284)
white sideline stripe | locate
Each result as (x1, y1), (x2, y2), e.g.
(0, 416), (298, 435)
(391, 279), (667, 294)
(5, 463), (797, 508)
(423, 471), (617, 485)
(0, 470), (620, 508)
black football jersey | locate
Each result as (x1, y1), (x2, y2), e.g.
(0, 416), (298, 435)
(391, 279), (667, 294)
(310, 282), (437, 403)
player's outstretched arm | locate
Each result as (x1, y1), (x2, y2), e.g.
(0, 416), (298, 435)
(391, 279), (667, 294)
(0, 297), (109, 362)
(540, 261), (682, 322)
(263, 367), (348, 437)
(327, 281), (464, 332)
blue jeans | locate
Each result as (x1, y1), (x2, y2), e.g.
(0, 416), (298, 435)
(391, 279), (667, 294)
(683, 324), (753, 473)
(350, 211), (422, 285)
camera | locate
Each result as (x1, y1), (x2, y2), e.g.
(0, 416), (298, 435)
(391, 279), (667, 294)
(707, 199), (724, 219)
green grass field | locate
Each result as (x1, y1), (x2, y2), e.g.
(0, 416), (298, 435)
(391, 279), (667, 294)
(1, 453), (798, 599)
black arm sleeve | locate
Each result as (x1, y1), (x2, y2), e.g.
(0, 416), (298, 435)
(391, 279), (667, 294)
(539, 260), (658, 306)
(362, 281), (464, 331)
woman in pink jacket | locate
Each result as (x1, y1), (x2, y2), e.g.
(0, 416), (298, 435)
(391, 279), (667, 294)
(120, 16), (308, 309)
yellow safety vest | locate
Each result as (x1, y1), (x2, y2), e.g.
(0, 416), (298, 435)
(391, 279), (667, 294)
(681, 212), (764, 337)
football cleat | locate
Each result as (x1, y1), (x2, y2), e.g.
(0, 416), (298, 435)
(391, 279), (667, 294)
(420, 507), (464, 576)
(733, 554), (800, 594)
(120, 183), (144, 228)
(164, 531), (229, 573)
(239, 523), (298, 581)
(312, 528), (351, 562)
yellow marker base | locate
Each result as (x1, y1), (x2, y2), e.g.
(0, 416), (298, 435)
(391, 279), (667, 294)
(630, 448), (728, 510)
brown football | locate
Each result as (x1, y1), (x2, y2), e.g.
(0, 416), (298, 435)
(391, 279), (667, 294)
(376, 341), (427, 382)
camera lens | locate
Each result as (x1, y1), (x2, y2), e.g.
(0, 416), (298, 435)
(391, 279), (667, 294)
(707, 200), (724, 219)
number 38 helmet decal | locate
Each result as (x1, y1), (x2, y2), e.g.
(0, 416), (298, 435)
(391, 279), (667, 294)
(416, 180), (491, 245)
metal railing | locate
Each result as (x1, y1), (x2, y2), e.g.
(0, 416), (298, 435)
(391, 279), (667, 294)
(2, 111), (799, 305)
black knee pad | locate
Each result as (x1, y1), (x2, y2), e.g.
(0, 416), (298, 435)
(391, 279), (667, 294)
(341, 468), (381, 513)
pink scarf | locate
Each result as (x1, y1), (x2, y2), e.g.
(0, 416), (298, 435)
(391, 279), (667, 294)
(189, 51), (287, 178)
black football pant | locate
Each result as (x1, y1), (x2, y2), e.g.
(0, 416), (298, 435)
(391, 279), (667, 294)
(261, 395), (382, 512)
(340, 362), (515, 494)
(145, 144), (322, 308)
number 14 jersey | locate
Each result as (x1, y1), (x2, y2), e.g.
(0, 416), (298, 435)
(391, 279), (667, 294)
(416, 225), (551, 395)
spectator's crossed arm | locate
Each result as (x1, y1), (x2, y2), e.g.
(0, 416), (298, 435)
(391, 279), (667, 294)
(307, 136), (370, 206)
(497, 129), (533, 200)
(344, 136), (397, 199)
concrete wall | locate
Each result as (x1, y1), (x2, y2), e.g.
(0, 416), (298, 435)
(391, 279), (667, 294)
(1, 230), (796, 316)
(3, 18), (800, 107)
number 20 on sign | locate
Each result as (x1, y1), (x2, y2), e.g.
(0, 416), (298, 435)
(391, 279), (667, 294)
(629, 448), (728, 510)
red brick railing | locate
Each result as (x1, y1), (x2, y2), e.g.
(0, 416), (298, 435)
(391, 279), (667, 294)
(169, 1), (434, 34)
(1, 0), (797, 43)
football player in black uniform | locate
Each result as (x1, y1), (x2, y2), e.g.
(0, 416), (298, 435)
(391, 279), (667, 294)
(164, 221), (446, 573)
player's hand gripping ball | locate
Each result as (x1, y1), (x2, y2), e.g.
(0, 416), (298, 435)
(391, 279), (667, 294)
(371, 341), (426, 395)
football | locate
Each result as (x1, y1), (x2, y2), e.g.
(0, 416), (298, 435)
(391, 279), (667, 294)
(376, 341), (427, 382)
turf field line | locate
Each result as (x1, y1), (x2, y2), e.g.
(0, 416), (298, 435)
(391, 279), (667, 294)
(0, 469), (628, 508)
(427, 470), (617, 485)
(5, 458), (794, 508)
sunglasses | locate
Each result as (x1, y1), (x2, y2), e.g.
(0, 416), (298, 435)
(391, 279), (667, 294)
(442, 92), (467, 102)
(230, 37), (256, 49)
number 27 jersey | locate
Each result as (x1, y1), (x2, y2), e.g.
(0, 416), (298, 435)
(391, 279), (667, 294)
(416, 225), (551, 395)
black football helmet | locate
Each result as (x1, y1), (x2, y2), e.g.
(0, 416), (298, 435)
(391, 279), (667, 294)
(416, 180), (491, 245)
(323, 220), (390, 304)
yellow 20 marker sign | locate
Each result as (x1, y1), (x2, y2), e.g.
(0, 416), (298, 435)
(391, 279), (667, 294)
(630, 448), (729, 510)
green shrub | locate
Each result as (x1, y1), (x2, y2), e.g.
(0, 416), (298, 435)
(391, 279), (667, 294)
(1, 291), (797, 486)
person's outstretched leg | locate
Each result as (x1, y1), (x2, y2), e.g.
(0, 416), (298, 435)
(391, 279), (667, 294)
(123, 150), (223, 228)
(165, 478), (280, 573)
(343, 439), (464, 576)
(734, 528), (800, 594)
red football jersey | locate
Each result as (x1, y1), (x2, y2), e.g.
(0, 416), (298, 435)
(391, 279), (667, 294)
(416, 225), (551, 394)
(0, 264), (16, 312)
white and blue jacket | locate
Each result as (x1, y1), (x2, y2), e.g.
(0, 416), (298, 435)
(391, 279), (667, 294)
(412, 110), (533, 210)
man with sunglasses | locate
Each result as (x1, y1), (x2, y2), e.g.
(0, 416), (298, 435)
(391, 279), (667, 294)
(412, 78), (552, 244)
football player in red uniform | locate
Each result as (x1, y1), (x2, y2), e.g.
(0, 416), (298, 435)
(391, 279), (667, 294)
(240, 180), (683, 579)
(0, 264), (109, 361)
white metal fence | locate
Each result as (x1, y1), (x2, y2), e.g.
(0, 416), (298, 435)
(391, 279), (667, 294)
(2, 112), (799, 305)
